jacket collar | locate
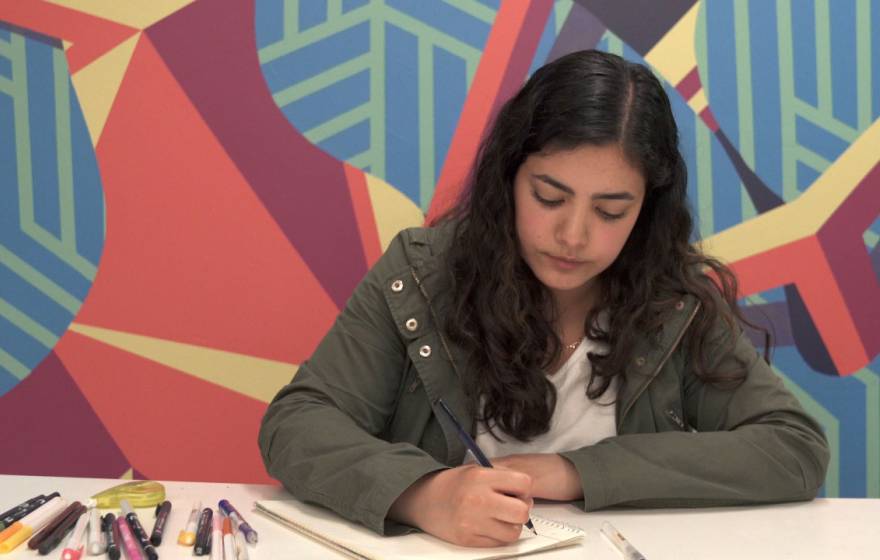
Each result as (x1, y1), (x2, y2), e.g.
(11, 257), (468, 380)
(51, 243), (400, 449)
(404, 226), (700, 452)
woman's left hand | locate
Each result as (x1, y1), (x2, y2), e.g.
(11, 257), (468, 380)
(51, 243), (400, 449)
(492, 454), (583, 501)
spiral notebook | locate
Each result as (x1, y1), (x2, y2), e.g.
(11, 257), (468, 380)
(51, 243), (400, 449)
(255, 499), (584, 560)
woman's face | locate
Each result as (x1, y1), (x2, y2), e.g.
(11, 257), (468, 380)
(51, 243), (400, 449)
(514, 143), (646, 304)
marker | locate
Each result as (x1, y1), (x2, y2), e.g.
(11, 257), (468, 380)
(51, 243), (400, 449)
(218, 501), (257, 544)
(177, 501), (200, 546)
(193, 508), (212, 556)
(27, 501), (81, 550)
(86, 506), (105, 555)
(222, 516), (236, 560)
(209, 512), (222, 560)
(120, 500), (158, 560)
(0, 495), (46, 530)
(115, 517), (143, 560)
(59, 502), (89, 560)
(102, 514), (120, 560)
(0, 493), (59, 531)
(230, 517), (249, 560)
(600, 521), (647, 560)
(149, 501), (171, 546)
(35, 504), (85, 555)
(0, 496), (67, 553)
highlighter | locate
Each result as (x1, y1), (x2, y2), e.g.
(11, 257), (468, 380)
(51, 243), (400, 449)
(0, 496), (67, 553)
(177, 501), (200, 546)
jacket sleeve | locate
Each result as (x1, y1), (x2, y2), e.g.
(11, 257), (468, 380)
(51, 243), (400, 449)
(560, 321), (830, 510)
(258, 233), (447, 535)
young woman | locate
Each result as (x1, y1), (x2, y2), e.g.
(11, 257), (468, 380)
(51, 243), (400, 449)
(259, 50), (829, 548)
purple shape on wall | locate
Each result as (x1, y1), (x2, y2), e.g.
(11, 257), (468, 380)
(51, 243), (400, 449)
(546, 2), (606, 63)
(147, 0), (368, 309)
(0, 352), (130, 477)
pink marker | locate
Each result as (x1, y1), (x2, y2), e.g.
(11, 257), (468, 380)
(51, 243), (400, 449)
(115, 517), (144, 560)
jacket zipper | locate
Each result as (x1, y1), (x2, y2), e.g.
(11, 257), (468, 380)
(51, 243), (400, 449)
(617, 301), (701, 431)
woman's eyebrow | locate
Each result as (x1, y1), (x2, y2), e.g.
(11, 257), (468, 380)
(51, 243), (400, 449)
(532, 174), (635, 201)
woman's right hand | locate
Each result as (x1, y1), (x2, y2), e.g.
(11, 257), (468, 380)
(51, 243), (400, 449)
(388, 465), (534, 547)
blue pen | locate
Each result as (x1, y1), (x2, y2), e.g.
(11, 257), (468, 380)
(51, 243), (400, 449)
(218, 500), (258, 544)
(436, 398), (538, 535)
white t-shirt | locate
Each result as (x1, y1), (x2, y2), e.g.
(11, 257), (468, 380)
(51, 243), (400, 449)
(470, 337), (617, 460)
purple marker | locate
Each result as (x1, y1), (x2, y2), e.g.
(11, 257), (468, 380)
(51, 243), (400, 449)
(217, 500), (257, 544)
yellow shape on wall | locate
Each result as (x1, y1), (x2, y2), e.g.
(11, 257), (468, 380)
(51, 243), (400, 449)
(71, 32), (140, 146)
(644, 1), (700, 84)
(69, 323), (298, 403)
(45, 0), (197, 30)
(701, 116), (880, 261)
(365, 173), (427, 251)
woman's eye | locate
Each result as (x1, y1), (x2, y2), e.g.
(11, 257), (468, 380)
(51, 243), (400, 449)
(597, 208), (625, 221)
(531, 188), (564, 207)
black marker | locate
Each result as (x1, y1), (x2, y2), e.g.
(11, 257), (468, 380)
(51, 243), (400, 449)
(1, 493), (58, 529)
(150, 501), (171, 546)
(103, 513), (120, 560)
(120, 500), (159, 560)
(193, 508), (213, 556)
(0, 494), (44, 529)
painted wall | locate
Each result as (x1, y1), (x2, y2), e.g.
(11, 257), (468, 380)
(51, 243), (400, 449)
(0, 0), (877, 497)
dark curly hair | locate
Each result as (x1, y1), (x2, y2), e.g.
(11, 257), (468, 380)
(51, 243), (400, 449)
(439, 49), (769, 441)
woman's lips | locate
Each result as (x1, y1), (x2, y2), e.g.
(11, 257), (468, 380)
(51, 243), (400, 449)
(545, 253), (586, 270)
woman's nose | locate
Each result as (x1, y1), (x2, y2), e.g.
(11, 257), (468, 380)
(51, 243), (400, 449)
(556, 211), (589, 250)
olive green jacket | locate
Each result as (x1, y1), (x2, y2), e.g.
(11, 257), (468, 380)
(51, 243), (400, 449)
(258, 225), (829, 535)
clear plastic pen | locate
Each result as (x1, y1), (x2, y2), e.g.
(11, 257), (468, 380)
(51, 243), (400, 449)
(178, 501), (201, 546)
(600, 521), (647, 560)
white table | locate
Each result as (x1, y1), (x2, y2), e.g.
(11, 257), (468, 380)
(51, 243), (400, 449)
(1, 475), (877, 559)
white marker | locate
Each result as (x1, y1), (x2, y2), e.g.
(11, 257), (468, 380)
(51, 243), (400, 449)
(231, 517), (249, 560)
(61, 506), (90, 560)
(87, 504), (105, 555)
(210, 510), (222, 560)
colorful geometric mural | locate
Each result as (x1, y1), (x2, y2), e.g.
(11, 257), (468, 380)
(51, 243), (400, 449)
(0, 0), (877, 498)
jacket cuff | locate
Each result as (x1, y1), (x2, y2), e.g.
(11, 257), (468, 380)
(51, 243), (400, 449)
(559, 447), (612, 511)
(362, 460), (449, 536)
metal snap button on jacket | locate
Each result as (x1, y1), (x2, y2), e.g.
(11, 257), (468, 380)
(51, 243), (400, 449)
(419, 345), (431, 358)
(405, 318), (418, 331)
(391, 279), (404, 292)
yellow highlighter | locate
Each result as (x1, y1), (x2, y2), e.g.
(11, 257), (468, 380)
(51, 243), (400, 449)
(0, 496), (67, 554)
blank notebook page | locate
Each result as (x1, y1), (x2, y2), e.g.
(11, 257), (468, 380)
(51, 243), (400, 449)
(255, 499), (584, 560)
